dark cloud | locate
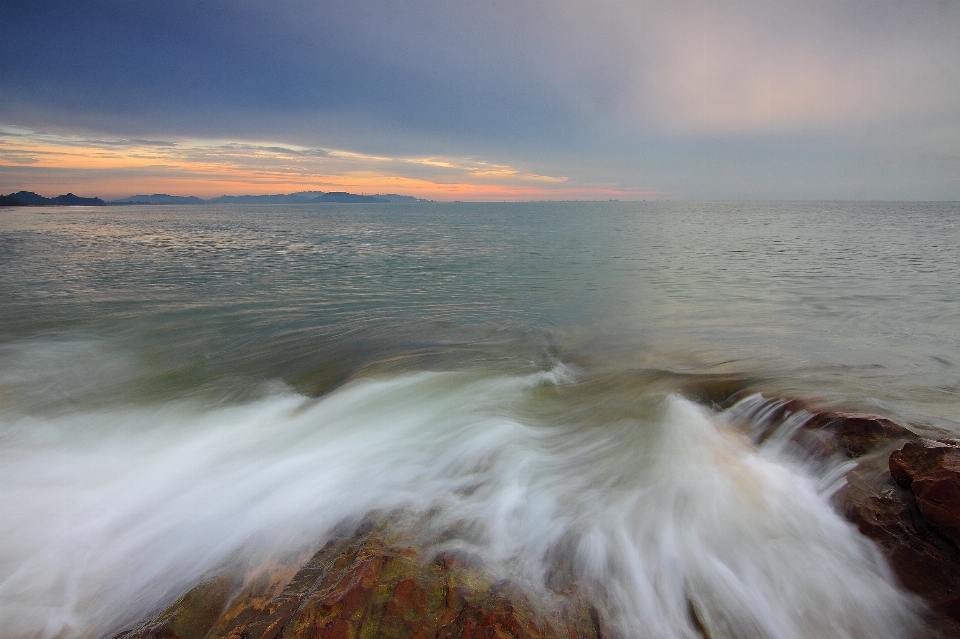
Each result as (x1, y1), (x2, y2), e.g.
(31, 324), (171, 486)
(0, 1), (583, 148)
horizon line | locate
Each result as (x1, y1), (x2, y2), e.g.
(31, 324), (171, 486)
(4, 189), (959, 206)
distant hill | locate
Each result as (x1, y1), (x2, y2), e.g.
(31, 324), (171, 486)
(374, 194), (431, 203)
(313, 192), (388, 203)
(109, 191), (432, 204)
(206, 194), (317, 204)
(3, 190), (431, 207)
(1, 191), (105, 206)
(112, 194), (206, 204)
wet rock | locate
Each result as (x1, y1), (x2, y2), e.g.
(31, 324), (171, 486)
(731, 395), (960, 635)
(728, 394), (913, 460)
(800, 411), (915, 458)
(117, 400), (960, 639)
(121, 573), (242, 639)
(890, 439), (960, 547)
(836, 454), (960, 631)
(818, 421), (960, 636)
(118, 519), (611, 639)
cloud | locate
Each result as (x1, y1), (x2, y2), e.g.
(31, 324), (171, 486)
(627, 3), (960, 136)
(1, 1), (957, 199)
(0, 127), (602, 200)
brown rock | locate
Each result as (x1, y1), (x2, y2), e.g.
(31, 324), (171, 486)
(889, 439), (960, 548)
(837, 456), (960, 619)
(737, 396), (960, 635)
(118, 574), (242, 639)
(116, 401), (960, 639)
(802, 412), (914, 458)
(117, 518), (611, 639)
(730, 395), (914, 461)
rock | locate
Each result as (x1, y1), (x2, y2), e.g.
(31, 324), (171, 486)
(123, 573), (241, 639)
(116, 400), (960, 639)
(836, 454), (960, 630)
(118, 518), (613, 639)
(800, 411), (915, 458)
(728, 394), (914, 460)
(815, 419), (960, 636)
(890, 439), (960, 547)
(731, 395), (960, 635)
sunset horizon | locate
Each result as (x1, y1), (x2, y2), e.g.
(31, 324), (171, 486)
(4, 2), (958, 201)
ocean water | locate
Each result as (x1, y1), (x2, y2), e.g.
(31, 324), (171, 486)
(1, 201), (958, 639)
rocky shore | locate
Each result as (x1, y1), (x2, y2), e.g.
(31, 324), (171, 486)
(114, 398), (960, 639)
(733, 397), (960, 638)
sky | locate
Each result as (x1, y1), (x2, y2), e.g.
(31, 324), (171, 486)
(1, 1), (959, 201)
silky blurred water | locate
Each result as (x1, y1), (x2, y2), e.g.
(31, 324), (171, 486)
(0, 201), (958, 639)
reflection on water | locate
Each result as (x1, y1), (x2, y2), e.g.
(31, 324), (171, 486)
(0, 201), (957, 638)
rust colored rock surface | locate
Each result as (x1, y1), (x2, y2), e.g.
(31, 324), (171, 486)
(890, 439), (960, 547)
(801, 411), (914, 458)
(735, 397), (960, 635)
(836, 455), (960, 630)
(119, 520), (610, 639)
(826, 425), (960, 636)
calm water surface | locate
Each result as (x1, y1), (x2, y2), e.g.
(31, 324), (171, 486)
(1, 201), (958, 639)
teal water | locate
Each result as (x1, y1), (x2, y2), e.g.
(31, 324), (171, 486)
(1, 201), (958, 639)
(2, 201), (957, 422)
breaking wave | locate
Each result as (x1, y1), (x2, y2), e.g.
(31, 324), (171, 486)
(0, 361), (918, 639)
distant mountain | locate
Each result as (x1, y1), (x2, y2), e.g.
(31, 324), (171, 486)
(1, 190), (433, 206)
(312, 192), (389, 203)
(112, 194), (206, 204)
(1, 191), (105, 206)
(108, 191), (431, 204)
(51, 193), (108, 205)
(8, 191), (49, 205)
(373, 194), (432, 203)
(206, 194), (317, 204)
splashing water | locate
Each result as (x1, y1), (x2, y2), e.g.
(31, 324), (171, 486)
(0, 364), (918, 639)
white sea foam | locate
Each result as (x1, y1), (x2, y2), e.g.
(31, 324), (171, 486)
(0, 366), (918, 639)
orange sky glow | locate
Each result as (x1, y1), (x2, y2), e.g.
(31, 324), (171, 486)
(0, 127), (659, 202)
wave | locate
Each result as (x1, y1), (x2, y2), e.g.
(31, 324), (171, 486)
(0, 365), (917, 639)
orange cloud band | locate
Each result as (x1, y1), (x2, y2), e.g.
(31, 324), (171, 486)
(0, 127), (658, 201)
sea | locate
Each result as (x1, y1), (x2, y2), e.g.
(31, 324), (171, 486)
(1, 201), (958, 639)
